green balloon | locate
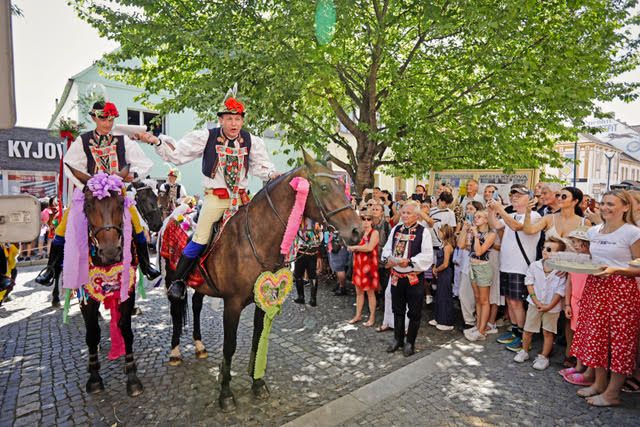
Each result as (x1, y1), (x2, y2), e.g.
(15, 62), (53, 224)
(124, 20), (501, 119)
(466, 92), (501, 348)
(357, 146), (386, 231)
(315, 0), (336, 45)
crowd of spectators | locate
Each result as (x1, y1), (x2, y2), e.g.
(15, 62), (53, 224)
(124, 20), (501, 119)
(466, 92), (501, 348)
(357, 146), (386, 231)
(294, 179), (640, 408)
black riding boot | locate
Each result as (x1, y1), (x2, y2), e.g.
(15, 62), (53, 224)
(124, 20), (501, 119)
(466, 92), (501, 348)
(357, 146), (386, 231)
(293, 279), (305, 304)
(386, 315), (405, 353)
(309, 279), (318, 307)
(403, 319), (420, 357)
(35, 243), (64, 286)
(167, 255), (198, 302)
(86, 354), (104, 394)
(124, 354), (144, 397)
(136, 242), (161, 280)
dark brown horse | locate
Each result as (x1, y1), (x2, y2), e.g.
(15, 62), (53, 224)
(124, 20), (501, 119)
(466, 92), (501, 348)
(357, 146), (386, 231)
(163, 152), (362, 411)
(128, 179), (164, 232)
(67, 164), (144, 397)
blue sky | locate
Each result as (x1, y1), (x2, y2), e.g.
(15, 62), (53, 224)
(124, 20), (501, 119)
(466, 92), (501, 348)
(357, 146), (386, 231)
(11, 0), (640, 129)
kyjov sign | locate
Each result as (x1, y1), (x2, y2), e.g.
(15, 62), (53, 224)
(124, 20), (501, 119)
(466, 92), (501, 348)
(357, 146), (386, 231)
(0, 127), (65, 172)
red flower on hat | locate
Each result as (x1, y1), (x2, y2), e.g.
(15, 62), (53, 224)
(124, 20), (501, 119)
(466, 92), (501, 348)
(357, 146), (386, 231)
(224, 97), (245, 114)
(102, 102), (119, 118)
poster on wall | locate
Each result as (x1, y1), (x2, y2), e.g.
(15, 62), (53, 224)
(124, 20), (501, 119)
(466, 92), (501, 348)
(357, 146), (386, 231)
(429, 169), (539, 202)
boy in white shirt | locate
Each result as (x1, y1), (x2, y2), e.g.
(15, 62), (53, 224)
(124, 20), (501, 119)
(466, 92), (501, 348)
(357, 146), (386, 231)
(514, 237), (567, 370)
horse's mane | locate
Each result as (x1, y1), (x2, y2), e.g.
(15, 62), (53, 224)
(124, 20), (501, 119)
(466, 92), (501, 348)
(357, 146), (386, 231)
(242, 167), (301, 208)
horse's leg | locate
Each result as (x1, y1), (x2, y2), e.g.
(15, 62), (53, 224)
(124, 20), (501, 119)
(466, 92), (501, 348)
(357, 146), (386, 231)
(169, 295), (185, 366)
(249, 305), (270, 399)
(80, 298), (104, 393)
(219, 298), (242, 412)
(119, 293), (144, 397)
(192, 292), (208, 359)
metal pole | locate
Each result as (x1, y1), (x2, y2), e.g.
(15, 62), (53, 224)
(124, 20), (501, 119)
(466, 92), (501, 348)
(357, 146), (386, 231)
(573, 140), (578, 187)
(605, 152), (615, 191)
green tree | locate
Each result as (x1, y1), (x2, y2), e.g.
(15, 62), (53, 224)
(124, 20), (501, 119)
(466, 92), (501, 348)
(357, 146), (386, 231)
(72, 0), (639, 193)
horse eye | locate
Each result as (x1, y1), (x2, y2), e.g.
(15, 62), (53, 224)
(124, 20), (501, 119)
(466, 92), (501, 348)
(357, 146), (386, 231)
(320, 184), (328, 192)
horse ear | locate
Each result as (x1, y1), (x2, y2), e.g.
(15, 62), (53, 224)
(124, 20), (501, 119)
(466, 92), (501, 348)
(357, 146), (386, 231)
(66, 163), (91, 185)
(302, 149), (318, 170)
(116, 164), (131, 180)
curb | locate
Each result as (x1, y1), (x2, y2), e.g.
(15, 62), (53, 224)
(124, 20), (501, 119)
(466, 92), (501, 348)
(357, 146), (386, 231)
(283, 339), (479, 427)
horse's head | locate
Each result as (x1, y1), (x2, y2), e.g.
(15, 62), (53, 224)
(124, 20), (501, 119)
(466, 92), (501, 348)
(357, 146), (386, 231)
(68, 165), (128, 265)
(301, 151), (363, 245)
(130, 180), (163, 232)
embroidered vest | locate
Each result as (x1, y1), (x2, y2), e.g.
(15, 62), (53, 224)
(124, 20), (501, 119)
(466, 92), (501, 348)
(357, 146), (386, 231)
(81, 131), (126, 174)
(201, 128), (252, 180)
(391, 223), (424, 259)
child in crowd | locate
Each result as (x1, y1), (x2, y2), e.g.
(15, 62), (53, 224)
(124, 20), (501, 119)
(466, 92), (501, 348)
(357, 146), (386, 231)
(561, 227), (594, 385)
(429, 225), (456, 331)
(463, 210), (497, 341)
(513, 237), (567, 370)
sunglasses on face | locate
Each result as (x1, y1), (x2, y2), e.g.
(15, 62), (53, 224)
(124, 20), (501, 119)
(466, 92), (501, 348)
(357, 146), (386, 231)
(555, 194), (570, 200)
(542, 246), (555, 253)
(361, 217), (372, 221)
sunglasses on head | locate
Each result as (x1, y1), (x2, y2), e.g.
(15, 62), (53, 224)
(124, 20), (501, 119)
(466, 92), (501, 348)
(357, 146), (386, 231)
(555, 193), (569, 200)
(361, 217), (372, 221)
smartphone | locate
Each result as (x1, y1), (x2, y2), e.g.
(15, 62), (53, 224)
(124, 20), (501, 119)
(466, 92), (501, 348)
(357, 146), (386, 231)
(588, 198), (596, 211)
(528, 190), (535, 200)
(465, 213), (474, 223)
(492, 191), (501, 201)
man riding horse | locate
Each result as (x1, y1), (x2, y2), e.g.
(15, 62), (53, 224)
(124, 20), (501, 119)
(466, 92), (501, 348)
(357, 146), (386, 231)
(35, 101), (161, 286)
(159, 169), (188, 211)
(135, 86), (281, 301)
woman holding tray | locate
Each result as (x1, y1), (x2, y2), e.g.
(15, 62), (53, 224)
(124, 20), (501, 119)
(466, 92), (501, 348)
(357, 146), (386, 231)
(570, 189), (640, 407)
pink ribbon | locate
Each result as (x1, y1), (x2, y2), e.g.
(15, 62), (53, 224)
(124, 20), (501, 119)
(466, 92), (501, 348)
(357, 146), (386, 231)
(280, 177), (309, 256)
(104, 295), (125, 360)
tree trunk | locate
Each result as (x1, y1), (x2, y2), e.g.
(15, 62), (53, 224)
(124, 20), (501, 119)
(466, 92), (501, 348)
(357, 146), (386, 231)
(354, 154), (375, 197)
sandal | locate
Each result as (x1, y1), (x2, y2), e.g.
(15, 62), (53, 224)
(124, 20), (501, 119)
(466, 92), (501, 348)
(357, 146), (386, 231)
(363, 321), (375, 327)
(622, 377), (640, 394)
(564, 373), (594, 387)
(586, 394), (620, 407)
(348, 317), (361, 324)
(559, 367), (578, 377)
(376, 325), (392, 332)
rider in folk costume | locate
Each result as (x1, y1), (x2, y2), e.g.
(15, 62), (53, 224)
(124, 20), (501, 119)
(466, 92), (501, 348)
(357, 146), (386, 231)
(136, 86), (280, 300)
(381, 201), (434, 357)
(159, 169), (188, 209)
(35, 101), (160, 286)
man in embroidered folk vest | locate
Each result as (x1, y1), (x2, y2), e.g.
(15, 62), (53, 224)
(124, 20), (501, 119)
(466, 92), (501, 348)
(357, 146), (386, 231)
(36, 102), (159, 286)
(159, 169), (188, 209)
(135, 86), (280, 301)
(381, 201), (434, 357)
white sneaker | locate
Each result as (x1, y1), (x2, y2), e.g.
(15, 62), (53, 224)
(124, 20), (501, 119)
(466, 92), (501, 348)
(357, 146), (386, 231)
(532, 354), (550, 370)
(428, 319), (438, 326)
(485, 323), (498, 335)
(465, 329), (486, 341)
(513, 349), (530, 363)
(425, 295), (434, 305)
(436, 324), (454, 331)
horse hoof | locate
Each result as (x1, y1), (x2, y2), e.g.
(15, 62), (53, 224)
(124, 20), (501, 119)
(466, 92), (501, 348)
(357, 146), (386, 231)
(127, 378), (144, 397)
(133, 307), (143, 316)
(195, 349), (208, 359)
(86, 379), (105, 394)
(219, 395), (236, 413)
(168, 356), (183, 366)
(252, 379), (270, 400)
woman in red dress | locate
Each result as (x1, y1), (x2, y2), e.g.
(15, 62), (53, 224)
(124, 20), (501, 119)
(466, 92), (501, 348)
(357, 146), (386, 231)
(347, 210), (380, 326)
(570, 190), (640, 407)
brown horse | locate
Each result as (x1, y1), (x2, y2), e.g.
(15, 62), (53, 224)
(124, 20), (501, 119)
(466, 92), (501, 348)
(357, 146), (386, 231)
(163, 152), (362, 411)
(67, 164), (145, 397)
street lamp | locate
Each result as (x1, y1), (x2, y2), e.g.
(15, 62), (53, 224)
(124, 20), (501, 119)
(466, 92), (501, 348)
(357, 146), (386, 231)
(604, 151), (616, 191)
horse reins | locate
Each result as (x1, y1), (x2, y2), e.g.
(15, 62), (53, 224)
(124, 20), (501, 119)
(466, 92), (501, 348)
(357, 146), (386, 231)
(244, 171), (353, 270)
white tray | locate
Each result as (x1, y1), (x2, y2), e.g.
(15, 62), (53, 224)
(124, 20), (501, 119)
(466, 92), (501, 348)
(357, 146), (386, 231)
(629, 259), (640, 268)
(113, 124), (147, 138)
(546, 260), (603, 274)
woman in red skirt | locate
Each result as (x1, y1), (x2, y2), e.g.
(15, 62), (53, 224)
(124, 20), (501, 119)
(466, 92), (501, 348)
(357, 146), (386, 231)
(347, 210), (380, 326)
(570, 190), (640, 407)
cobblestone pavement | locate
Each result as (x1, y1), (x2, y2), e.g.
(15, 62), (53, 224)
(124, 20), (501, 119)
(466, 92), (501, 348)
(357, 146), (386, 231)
(339, 339), (640, 427)
(1, 265), (456, 426)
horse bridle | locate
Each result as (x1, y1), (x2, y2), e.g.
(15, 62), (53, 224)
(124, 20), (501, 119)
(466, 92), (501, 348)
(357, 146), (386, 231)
(245, 170), (353, 269)
(85, 191), (124, 249)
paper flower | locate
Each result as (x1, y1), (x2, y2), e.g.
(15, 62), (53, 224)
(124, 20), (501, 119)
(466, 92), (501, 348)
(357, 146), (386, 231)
(224, 97), (245, 114)
(87, 172), (124, 200)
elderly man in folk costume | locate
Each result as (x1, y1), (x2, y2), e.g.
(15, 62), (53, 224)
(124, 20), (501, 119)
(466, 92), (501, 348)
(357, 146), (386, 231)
(159, 168), (188, 210)
(35, 101), (161, 286)
(382, 201), (434, 357)
(135, 86), (280, 301)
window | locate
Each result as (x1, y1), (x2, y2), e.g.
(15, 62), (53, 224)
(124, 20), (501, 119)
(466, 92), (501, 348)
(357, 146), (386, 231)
(127, 109), (165, 136)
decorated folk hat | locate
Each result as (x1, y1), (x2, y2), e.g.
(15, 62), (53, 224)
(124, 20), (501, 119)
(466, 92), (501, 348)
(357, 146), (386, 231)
(89, 101), (119, 119)
(217, 83), (245, 117)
